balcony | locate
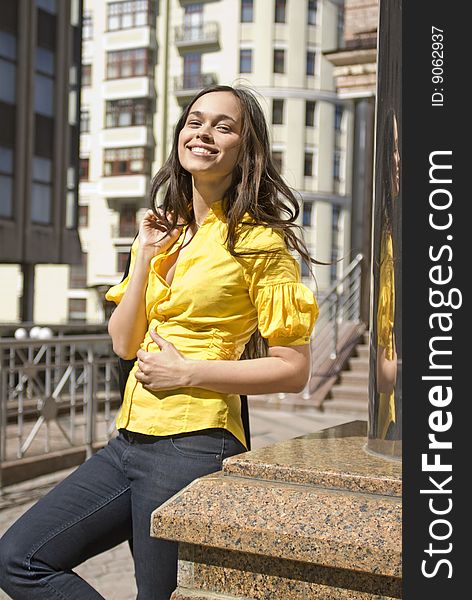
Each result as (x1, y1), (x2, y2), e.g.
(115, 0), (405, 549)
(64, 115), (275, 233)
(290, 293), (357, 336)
(174, 22), (219, 50)
(174, 73), (218, 102)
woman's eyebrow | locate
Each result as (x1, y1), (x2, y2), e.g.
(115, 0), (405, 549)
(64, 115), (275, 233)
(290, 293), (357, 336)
(188, 110), (237, 123)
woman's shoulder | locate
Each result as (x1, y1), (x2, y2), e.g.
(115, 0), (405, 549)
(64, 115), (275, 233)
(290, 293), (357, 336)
(235, 219), (286, 252)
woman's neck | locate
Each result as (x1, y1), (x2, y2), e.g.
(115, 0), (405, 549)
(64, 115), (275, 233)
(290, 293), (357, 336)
(191, 176), (230, 224)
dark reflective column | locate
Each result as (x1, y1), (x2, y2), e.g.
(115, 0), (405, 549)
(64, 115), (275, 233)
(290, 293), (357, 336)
(367, 0), (402, 458)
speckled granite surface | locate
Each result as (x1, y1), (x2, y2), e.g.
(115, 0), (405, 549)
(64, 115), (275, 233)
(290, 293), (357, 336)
(151, 421), (402, 599)
(222, 421), (402, 497)
(152, 472), (401, 577)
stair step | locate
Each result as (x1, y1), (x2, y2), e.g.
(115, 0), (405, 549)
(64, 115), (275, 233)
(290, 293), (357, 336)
(347, 357), (370, 372)
(329, 384), (368, 400)
(322, 398), (368, 415)
(339, 371), (369, 385)
(355, 345), (370, 359)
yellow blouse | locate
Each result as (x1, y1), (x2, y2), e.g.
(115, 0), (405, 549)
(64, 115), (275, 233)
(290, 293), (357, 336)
(105, 199), (319, 449)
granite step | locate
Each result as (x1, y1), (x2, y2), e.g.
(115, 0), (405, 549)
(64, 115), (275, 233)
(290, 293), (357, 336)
(355, 345), (370, 359)
(338, 370), (369, 386)
(329, 384), (368, 400)
(347, 357), (370, 372)
(322, 398), (368, 415)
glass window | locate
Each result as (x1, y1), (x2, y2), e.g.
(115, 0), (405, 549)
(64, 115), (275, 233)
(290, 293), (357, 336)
(119, 204), (136, 237)
(308, 0), (317, 25)
(333, 150), (341, 180)
(239, 49), (252, 73)
(106, 98), (150, 128)
(82, 11), (93, 40)
(117, 251), (130, 273)
(330, 205), (341, 282)
(31, 156), (52, 224)
(271, 150), (283, 173)
(275, 0), (286, 23)
(0, 145), (13, 218)
(107, 1), (154, 31)
(241, 0), (254, 22)
(307, 51), (316, 76)
(80, 110), (90, 133)
(273, 49), (285, 74)
(304, 152), (313, 177)
(103, 147), (149, 176)
(335, 104), (343, 131)
(0, 31), (17, 60)
(35, 47), (55, 75)
(68, 298), (87, 321)
(305, 100), (316, 127)
(81, 63), (92, 86)
(303, 202), (312, 227)
(0, 59), (16, 103)
(106, 48), (152, 79)
(79, 158), (89, 181)
(32, 156), (52, 182)
(183, 52), (202, 88)
(78, 204), (89, 227)
(34, 73), (54, 116)
(272, 99), (284, 125)
(36, 0), (57, 14)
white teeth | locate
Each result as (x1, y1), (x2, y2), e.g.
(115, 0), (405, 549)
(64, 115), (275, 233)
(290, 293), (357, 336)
(190, 147), (214, 155)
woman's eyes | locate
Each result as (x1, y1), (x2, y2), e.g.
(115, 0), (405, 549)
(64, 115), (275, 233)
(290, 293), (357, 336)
(187, 121), (231, 132)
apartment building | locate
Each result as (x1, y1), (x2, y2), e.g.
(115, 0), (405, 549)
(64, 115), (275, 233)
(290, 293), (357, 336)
(2, 0), (352, 324)
(0, 0), (83, 323)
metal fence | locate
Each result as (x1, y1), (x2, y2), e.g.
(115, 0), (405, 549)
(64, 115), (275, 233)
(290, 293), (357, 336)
(0, 335), (120, 490)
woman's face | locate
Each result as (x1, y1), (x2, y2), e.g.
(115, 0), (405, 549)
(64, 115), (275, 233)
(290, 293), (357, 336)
(178, 91), (243, 182)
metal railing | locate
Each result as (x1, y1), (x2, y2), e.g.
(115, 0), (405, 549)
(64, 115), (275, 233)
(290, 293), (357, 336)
(174, 22), (219, 46)
(302, 253), (364, 399)
(174, 73), (218, 96)
(0, 335), (120, 490)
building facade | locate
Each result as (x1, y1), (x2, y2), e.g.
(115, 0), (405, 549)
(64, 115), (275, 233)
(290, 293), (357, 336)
(1, 0), (353, 325)
(0, 0), (83, 323)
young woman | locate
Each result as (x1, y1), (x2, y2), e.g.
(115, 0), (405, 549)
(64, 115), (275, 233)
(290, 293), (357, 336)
(0, 85), (319, 599)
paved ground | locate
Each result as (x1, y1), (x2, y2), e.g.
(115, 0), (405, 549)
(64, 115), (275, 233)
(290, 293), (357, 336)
(0, 407), (366, 599)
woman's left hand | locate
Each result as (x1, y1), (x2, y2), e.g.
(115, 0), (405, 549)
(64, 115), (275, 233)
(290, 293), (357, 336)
(135, 330), (191, 390)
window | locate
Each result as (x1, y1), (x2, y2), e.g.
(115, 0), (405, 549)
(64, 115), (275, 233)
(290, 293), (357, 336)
(0, 31), (17, 104)
(36, 0), (57, 14)
(80, 109), (90, 133)
(69, 252), (87, 288)
(183, 52), (202, 88)
(239, 49), (252, 74)
(184, 3), (203, 39)
(306, 50), (316, 76)
(335, 104), (343, 131)
(82, 11), (93, 40)
(305, 100), (316, 127)
(330, 205), (341, 282)
(81, 63), (92, 86)
(117, 251), (130, 273)
(119, 204), (136, 237)
(304, 152), (313, 177)
(108, 0), (155, 31)
(272, 99), (284, 125)
(79, 158), (89, 180)
(303, 202), (312, 227)
(0, 146), (13, 218)
(275, 0), (286, 23)
(301, 260), (311, 278)
(68, 298), (87, 322)
(241, 0), (254, 22)
(273, 49), (285, 74)
(106, 48), (153, 79)
(308, 0), (317, 25)
(104, 147), (149, 176)
(78, 204), (88, 227)
(271, 150), (283, 173)
(333, 150), (342, 181)
(106, 98), (151, 128)
(31, 156), (52, 224)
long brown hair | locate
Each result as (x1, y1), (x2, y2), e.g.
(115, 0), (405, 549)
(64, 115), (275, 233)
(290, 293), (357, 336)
(150, 85), (318, 358)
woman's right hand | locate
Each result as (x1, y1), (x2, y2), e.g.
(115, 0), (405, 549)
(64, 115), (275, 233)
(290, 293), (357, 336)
(138, 209), (185, 259)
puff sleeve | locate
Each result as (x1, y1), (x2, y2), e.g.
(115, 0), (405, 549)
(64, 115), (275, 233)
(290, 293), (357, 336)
(105, 237), (139, 305)
(239, 226), (319, 347)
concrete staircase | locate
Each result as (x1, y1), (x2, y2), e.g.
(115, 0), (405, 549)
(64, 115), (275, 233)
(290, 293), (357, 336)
(321, 332), (369, 417)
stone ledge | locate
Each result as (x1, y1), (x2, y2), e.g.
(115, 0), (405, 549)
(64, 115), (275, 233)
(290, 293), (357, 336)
(151, 472), (401, 578)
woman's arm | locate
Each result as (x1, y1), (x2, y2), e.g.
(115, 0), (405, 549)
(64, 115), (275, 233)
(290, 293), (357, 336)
(108, 210), (183, 360)
(135, 331), (311, 394)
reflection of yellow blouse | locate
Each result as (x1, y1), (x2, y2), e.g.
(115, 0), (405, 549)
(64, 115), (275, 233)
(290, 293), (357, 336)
(106, 200), (319, 449)
(376, 230), (395, 438)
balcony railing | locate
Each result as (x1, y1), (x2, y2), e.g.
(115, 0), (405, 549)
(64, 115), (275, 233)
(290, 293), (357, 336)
(174, 73), (218, 98)
(174, 22), (219, 48)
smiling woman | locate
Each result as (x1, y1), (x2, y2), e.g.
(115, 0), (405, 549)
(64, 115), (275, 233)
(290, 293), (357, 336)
(0, 85), (319, 600)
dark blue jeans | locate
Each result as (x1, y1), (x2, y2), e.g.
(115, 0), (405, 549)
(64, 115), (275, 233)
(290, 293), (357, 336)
(0, 427), (246, 600)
